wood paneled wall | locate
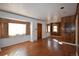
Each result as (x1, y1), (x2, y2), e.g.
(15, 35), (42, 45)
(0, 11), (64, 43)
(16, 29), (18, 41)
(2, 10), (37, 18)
(1, 22), (8, 38)
(76, 3), (79, 55)
(61, 15), (76, 44)
(0, 22), (8, 38)
(0, 22), (2, 38)
(26, 22), (30, 35)
(0, 18), (28, 24)
(77, 4), (79, 45)
(50, 22), (61, 36)
(0, 18), (30, 39)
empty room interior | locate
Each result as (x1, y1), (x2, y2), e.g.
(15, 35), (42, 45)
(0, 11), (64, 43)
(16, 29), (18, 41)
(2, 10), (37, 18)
(0, 3), (79, 56)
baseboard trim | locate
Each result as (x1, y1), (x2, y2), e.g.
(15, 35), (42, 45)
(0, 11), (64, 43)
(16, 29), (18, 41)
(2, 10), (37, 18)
(60, 41), (79, 46)
(53, 39), (78, 46)
(62, 41), (76, 46)
(42, 36), (50, 40)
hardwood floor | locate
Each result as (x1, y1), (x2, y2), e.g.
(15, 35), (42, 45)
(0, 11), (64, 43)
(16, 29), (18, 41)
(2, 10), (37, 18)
(0, 37), (77, 56)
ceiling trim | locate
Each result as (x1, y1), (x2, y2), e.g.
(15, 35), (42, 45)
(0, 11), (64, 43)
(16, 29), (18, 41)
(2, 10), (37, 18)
(0, 9), (45, 21)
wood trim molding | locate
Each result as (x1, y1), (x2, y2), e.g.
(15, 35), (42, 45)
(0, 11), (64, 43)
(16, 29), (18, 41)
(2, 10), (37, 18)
(26, 22), (30, 35)
(0, 18), (28, 24)
(0, 18), (31, 39)
(76, 4), (79, 16)
(0, 9), (45, 21)
(61, 15), (76, 44)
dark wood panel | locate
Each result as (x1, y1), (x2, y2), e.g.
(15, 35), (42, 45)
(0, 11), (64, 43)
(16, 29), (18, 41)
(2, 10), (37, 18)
(61, 15), (76, 44)
(1, 22), (8, 38)
(0, 18), (31, 39)
(77, 4), (79, 55)
(37, 23), (42, 40)
(26, 22), (30, 35)
(0, 18), (28, 24)
(0, 22), (8, 38)
(0, 22), (2, 38)
(77, 4), (79, 45)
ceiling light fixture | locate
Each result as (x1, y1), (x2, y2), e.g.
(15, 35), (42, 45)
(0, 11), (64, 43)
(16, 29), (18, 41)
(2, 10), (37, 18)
(60, 7), (64, 9)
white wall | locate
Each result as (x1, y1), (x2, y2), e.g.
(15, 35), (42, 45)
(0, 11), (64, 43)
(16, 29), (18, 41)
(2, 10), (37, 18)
(42, 22), (50, 38)
(0, 35), (30, 47)
(0, 11), (49, 48)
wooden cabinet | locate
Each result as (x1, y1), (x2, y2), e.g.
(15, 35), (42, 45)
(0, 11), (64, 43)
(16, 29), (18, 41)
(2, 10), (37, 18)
(61, 15), (76, 44)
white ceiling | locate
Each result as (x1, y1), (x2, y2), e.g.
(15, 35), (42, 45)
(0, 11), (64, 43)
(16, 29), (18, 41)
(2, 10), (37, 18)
(0, 3), (77, 20)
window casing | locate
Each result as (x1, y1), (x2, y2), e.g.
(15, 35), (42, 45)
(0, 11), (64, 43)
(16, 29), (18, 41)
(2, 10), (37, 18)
(53, 25), (58, 32)
(8, 23), (26, 36)
(46, 24), (50, 33)
(51, 22), (61, 36)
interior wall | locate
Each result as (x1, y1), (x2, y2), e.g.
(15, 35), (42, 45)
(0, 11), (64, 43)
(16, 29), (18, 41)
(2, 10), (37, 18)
(0, 35), (30, 47)
(42, 22), (50, 39)
(0, 11), (49, 48)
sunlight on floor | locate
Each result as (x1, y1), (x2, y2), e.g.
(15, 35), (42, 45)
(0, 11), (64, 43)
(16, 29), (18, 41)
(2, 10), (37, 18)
(58, 42), (63, 45)
(48, 40), (51, 47)
(47, 39), (63, 48)
(53, 39), (63, 45)
(53, 39), (59, 42)
(7, 48), (27, 56)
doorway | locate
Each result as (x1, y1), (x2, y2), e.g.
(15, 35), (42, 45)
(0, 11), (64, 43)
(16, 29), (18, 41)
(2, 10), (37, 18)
(37, 23), (42, 40)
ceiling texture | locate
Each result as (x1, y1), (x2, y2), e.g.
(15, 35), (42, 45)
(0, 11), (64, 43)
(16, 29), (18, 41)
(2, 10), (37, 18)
(0, 3), (77, 21)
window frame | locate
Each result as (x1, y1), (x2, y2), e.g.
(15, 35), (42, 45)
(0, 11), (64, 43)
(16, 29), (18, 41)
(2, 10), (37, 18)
(46, 24), (50, 33)
(8, 23), (26, 36)
(51, 22), (61, 36)
(53, 25), (58, 32)
(0, 18), (30, 38)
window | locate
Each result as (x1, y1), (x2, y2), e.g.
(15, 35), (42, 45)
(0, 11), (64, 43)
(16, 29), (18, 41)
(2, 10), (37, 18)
(8, 23), (26, 36)
(46, 24), (50, 32)
(48, 25), (50, 32)
(53, 25), (58, 32)
(51, 23), (61, 36)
